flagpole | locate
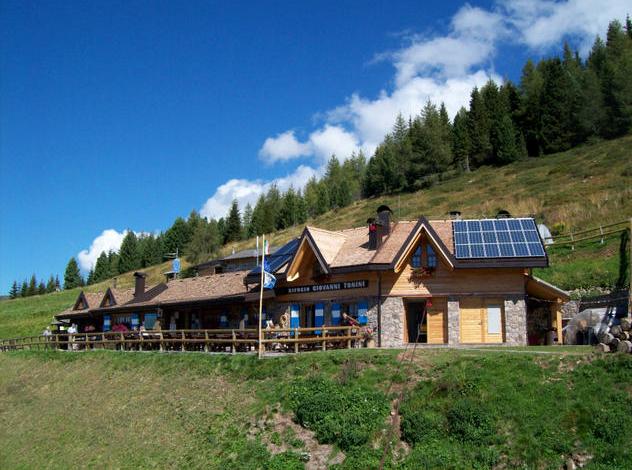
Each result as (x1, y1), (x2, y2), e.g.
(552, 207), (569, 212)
(258, 234), (265, 359)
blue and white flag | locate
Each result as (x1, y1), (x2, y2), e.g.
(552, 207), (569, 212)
(263, 259), (276, 289)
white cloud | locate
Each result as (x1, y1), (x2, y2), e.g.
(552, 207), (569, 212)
(77, 229), (128, 271)
(503, 0), (630, 54)
(308, 125), (360, 163)
(199, 165), (318, 220)
(259, 130), (311, 163)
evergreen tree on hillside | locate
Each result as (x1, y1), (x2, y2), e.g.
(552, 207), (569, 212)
(46, 275), (56, 293)
(262, 186), (281, 233)
(185, 219), (221, 264)
(86, 269), (95, 285)
(407, 101), (453, 187)
(452, 107), (471, 171)
(63, 258), (83, 290)
(54, 275), (61, 291)
(163, 217), (192, 257)
(242, 203), (253, 239)
(295, 190), (308, 224)
(225, 199), (242, 243)
(217, 218), (226, 243)
(303, 177), (320, 218)
(601, 20), (632, 137)
(539, 58), (574, 153)
(250, 195), (266, 236)
(518, 59), (544, 156)
(278, 186), (300, 229)
(20, 280), (28, 297)
(9, 281), (18, 299)
(38, 281), (46, 295)
(138, 235), (162, 268)
(467, 87), (492, 166)
(118, 231), (140, 274)
(316, 180), (331, 214)
(93, 252), (110, 282)
(27, 274), (37, 297)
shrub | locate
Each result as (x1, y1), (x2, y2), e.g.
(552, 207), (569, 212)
(446, 399), (495, 443)
(288, 377), (389, 450)
(400, 409), (446, 445)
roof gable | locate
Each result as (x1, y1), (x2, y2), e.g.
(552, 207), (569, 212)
(392, 218), (455, 272)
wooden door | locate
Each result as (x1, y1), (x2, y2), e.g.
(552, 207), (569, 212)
(427, 298), (447, 344)
(460, 297), (483, 343)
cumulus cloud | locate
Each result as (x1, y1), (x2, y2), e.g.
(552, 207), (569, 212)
(77, 229), (128, 271)
(503, 0), (630, 54)
(259, 130), (311, 163)
(200, 165), (318, 220)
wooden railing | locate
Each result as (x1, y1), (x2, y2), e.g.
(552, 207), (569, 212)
(0, 326), (366, 354)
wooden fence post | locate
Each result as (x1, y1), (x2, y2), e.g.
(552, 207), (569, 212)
(159, 332), (164, 352)
(181, 331), (186, 352)
(322, 328), (327, 351)
(231, 330), (236, 354)
(294, 328), (299, 354)
(204, 330), (209, 353)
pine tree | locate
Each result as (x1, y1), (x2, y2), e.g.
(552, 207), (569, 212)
(452, 107), (471, 172)
(518, 59), (544, 156)
(163, 217), (193, 257)
(303, 177), (320, 218)
(262, 186), (281, 233)
(46, 275), (56, 293)
(278, 186), (299, 229)
(225, 199), (242, 243)
(9, 281), (18, 299)
(467, 87), (492, 166)
(55, 275), (61, 291)
(86, 268), (95, 285)
(38, 281), (46, 295)
(63, 258), (83, 290)
(539, 58), (574, 153)
(107, 251), (119, 277)
(118, 231), (140, 274)
(250, 195), (266, 236)
(601, 20), (632, 137)
(185, 219), (221, 264)
(27, 274), (37, 297)
(20, 280), (28, 297)
(242, 203), (253, 239)
(295, 190), (308, 224)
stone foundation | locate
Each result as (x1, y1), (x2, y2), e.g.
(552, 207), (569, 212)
(379, 297), (405, 347)
(504, 297), (528, 345)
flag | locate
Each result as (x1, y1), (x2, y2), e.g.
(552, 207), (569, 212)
(263, 259), (276, 289)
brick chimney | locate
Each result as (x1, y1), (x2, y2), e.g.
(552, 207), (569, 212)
(133, 272), (147, 298)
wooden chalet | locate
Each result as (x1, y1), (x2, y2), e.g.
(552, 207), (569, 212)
(55, 206), (570, 347)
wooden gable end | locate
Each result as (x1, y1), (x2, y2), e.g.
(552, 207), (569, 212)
(393, 223), (453, 273)
(73, 291), (89, 311)
(100, 288), (117, 308)
(286, 233), (329, 282)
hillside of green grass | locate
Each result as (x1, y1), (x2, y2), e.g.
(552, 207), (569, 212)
(1, 348), (630, 469)
(1, 135), (630, 339)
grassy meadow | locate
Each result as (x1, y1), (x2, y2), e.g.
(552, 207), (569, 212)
(1, 348), (631, 469)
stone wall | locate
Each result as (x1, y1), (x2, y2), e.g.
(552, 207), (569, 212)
(379, 297), (405, 347)
(504, 296), (528, 345)
(447, 297), (460, 345)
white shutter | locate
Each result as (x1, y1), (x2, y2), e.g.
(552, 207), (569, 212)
(487, 305), (502, 334)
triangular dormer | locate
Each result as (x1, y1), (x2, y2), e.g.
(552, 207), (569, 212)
(100, 288), (118, 308)
(285, 227), (340, 282)
(392, 217), (455, 273)
(73, 291), (90, 311)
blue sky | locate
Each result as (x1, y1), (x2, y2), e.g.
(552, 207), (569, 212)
(0, 0), (629, 292)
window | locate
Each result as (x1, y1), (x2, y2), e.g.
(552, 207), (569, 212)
(411, 246), (423, 268)
(426, 245), (437, 268)
(487, 305), (502, 334)
(144, 313), (157, 330)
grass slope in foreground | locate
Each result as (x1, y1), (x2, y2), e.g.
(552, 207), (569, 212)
(0, 348), (630, 469)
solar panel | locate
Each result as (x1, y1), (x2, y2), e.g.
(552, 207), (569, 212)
(248, 238), (300, 275)
(452, 218), (546, 259)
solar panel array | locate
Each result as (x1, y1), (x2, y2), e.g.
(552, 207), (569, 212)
(249, 238), (300, 275)
(452, 218), (546, 259)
